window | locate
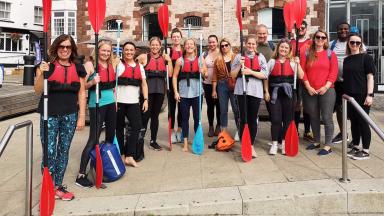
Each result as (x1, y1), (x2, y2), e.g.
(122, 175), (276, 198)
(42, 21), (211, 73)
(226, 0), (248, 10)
(107, 19), (123, 31)
(0, 1), (11, 20)
(184, 16), (202, 28)
(52, 11), (76, 38)
(34, 6), (43, 24)
(0, 33), (23, 52)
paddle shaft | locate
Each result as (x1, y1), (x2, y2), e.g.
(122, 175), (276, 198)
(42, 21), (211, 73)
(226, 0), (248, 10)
(43, 32), (49, 168)
(95, 33), (100, 145)
(240, 30), (248, 124)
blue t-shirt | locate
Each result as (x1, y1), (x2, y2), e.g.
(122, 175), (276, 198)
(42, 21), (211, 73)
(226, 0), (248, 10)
(87, 73), (115, 108)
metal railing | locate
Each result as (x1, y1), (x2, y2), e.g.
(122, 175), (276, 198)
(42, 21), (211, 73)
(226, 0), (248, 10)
(0, 120), (33, 216)
(340, 94), (384, 182)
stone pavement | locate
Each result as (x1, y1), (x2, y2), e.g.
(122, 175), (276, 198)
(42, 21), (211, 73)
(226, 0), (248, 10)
(1, 103), (384, 215)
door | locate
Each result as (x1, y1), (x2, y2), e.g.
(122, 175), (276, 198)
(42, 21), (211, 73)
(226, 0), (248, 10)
(142, 13), (162, 41)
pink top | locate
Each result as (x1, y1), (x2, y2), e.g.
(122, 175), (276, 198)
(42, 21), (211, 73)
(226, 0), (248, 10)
(203, 53), (216, 85)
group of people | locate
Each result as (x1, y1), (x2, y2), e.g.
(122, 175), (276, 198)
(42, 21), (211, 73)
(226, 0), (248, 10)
(34, 21), (375, 201)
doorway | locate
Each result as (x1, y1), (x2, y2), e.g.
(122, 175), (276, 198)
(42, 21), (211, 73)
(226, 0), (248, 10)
(142, 13), (163, 41)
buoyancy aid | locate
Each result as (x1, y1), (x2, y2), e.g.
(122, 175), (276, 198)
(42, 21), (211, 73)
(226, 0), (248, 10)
(269, 60), (294, 84)
(89, 63), (116, 90)
(47, 61), (81, 92)
(144, 54), (167, 79)
(170, 48), (183, 67)
(240, 54), (261, 80)
(118, 62), (142, 86)
(179, 56), (200, 86)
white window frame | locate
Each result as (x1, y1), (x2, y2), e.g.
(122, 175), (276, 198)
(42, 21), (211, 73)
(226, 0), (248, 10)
(52, 11), (77, 39)
(34, 6), (43, 24)
(0, 33), (23, 52)
(0, 1), (11, 20)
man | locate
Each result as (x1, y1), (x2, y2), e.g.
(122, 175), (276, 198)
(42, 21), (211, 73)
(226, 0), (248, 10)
(256, 24), (275, 62)
(290, 21), (314, 142)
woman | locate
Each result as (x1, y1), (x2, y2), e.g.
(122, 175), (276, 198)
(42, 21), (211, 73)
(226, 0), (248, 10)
(173, 38), (207, 152)
(76, 39), (117, 187)
(116, 41), (149, 167)
(35, 34), (86, 200)
(231, 35), (268, 158)
(212, 38), (240, 136)
(203, 35), (221, 137)
(301, 30), (338, 156)
(343, 34), (375, 160)
(169, 28), (183, 143)
(264, 38), (304, 155)
(137, 37), (173, 150)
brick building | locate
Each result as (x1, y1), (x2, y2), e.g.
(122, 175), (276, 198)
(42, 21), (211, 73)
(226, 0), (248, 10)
(75, 0), (326, 57)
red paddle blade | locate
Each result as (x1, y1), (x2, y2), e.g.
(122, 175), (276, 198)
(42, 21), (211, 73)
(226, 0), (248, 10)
(42, 0), (52, 33)
(40, 167), (55, 216)
(95, 144), (103, 188)
(283, 2), (294, 33)
(168, 118), (172, 151)
(241, 124), (252, 162)
(294, 0), (307, 27)
(88, 0), (106, 34)
(285, 121), (299, 157)
(157, 4), (169, 37)
(236, 0), (243, 31)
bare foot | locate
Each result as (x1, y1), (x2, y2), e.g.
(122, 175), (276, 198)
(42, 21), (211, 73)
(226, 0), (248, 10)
(182, 147), (189, 152)
(125, 157), (139, 167)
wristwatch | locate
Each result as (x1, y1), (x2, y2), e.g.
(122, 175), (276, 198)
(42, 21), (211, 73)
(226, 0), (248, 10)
(367, 93), (374, 97)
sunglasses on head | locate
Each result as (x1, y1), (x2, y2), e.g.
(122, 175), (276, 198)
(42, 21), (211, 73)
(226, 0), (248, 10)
(58, 45), (72, 50)
(349, 41), (361, 46)
(221, 43), (230, 48)
(315, 35), (327, 40)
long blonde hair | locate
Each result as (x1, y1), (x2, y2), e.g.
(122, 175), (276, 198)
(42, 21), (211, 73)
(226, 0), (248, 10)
(307, 29), (329, 67)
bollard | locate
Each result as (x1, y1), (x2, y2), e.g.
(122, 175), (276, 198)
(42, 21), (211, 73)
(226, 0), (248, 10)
(23, 55), (36, 86)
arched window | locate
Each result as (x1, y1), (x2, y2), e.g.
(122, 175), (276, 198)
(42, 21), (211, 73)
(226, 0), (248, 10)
(183, 16), (202, 28)
(106, 19), (123, 31)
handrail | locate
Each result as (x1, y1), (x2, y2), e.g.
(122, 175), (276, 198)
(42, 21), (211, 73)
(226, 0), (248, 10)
(340, 94), (384, 183)
(0, 120), (33, 216)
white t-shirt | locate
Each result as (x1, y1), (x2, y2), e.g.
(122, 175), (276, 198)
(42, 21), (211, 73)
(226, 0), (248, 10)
(116, 61), (146, 104)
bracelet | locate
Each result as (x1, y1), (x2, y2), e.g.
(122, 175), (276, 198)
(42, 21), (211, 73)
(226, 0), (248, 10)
(144, 98), (148, 101)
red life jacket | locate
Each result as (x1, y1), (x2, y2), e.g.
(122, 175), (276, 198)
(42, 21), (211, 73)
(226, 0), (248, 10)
(98, 63), (116, 90)
(244, 55), (261, 71)
(118, 62), (142, 86)
(179, 56), (200, 86)
(170, 48), (182, 67)
(269, 60), (294, 84)
(47, 61), (80, 92)
(144, 54), (167, 79)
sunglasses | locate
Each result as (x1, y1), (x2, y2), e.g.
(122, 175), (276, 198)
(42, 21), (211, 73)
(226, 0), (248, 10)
(349, 41), (362, 46)
(315, 35), (327, 40)
(58, 45), (72, 50)
(221, 44), (230, 48)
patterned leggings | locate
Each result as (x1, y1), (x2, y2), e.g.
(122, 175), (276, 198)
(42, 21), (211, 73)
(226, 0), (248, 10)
(40, 113), (77, 186)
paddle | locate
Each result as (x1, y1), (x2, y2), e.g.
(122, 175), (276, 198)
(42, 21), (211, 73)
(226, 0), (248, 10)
(236, 0), (252, 162)
(40, 1), (55, 215)
(192, 34), (205, 155)
(158, 4), (172, 151)
(88, 0), (106, 188)
(283, 1), (295, 37)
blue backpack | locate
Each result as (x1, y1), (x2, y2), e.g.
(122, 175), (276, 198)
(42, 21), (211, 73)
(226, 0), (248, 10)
(90, 142), (126, 182)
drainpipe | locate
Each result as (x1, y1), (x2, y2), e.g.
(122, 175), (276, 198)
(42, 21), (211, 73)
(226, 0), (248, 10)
(222, 0), (224, 37)
(326, 0), (330, 34)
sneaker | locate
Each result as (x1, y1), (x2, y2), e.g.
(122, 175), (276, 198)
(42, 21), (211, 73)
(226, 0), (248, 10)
(55, 185), (75, 201)
(149, 140), (163, 151)
(75, 174), (93, 188)
(347, 147), (360, 157)
(318, 148), (332, 156)
(306, 143), (320, 150)
(347, 141), (355, 149)
(269, 144), (278, 155)
(303, 132), (315, 143)
(234, 131), (240, 142)
(171, 131), (178, 144)
(332, 133), (342, 144)
(352, 151), (370, 160)
(214, 125), (221, 136)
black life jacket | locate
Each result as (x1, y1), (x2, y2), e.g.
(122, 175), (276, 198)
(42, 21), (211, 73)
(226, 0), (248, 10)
(170, 48), (183, 67)
(179, 56), (200, 86)
(144, 54), (167, 79)
(47, 61), (81, 92)
(118, 62), (142, 86)
(89, 63), (116, 90)
(269, 60), (294, 84)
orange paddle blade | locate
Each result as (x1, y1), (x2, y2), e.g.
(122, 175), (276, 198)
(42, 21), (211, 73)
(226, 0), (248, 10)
(168, 117), (172, 151)
(95, 144), (103, 188)
(241, 124), (252, 162)
(40, 167), (55, 216)
(285, 121), (299, 157)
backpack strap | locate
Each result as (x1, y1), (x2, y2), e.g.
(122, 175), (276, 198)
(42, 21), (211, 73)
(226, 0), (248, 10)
(327, 49), (332, 61)
(330, 40), (337, 51)
(203, 51), (209, 59)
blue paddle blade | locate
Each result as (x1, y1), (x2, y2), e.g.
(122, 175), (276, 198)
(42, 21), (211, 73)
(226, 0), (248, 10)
(113, 135), (120, 154)
(192, 125), (204, 155)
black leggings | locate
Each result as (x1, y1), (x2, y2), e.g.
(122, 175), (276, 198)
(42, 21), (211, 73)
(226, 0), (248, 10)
(116, 103), (143, 157)
(348, 94), (371, 149)
(79, 103), (116, 174)
(270, 92), (294, 141)
(203, 83), (220, 127)
(237, 95), (261, 145)
(142, 93), (164, 142)
(168, 77), (182, 129)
